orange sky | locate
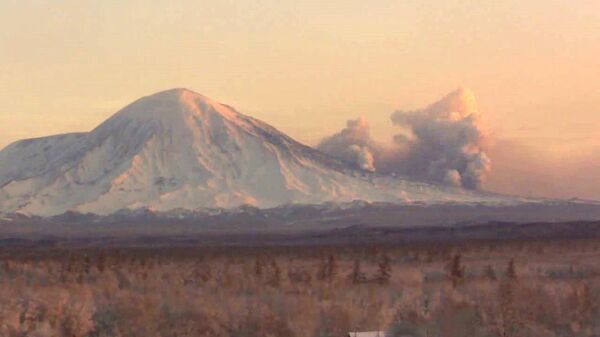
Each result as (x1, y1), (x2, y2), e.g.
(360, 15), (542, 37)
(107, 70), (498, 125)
(1, 0), (599, 199)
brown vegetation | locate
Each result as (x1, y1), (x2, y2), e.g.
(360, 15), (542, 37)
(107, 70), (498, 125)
(1, 239), (600, 336)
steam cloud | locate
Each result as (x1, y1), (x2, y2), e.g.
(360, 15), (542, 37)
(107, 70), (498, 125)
(317, 88), (491, 189)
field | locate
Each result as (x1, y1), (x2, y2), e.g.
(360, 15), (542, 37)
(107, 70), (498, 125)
(1, 236), (600, 337)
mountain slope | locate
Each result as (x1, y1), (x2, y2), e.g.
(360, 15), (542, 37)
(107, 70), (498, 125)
(0, 89), (512, 216)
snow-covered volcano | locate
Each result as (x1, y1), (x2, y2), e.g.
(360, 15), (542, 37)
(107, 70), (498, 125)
(0, 89), (512, 216)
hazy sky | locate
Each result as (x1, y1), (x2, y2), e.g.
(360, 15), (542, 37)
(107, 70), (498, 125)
(1, 0), (599, 199)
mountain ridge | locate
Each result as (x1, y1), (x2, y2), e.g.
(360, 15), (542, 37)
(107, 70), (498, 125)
(0, 89), (513, 216)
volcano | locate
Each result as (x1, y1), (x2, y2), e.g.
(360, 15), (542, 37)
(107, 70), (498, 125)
(0, 89), (510, 216)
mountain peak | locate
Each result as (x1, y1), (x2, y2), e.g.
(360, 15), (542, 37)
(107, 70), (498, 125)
(101, 88), (240, 129)
(145, 87), (207, 101)
(137, 88), (217, 109)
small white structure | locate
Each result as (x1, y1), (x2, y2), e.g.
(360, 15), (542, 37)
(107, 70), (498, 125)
(347, 332), (386, 337)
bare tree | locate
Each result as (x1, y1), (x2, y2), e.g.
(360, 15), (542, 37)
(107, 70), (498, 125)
(446, 254), (465, 287)
(374, 254), (392, 284)
(326, 253), (338, 283)
(349, 259), (366, 284)
(254, 256), (264, 279)
(267, 259), (281, 287)
(505, 259), (517, 280)
(484, 265), (497, 281)
(96, 252), (107, 273)
(318, 253), (338, 283)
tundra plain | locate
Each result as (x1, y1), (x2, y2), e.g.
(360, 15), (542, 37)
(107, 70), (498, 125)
(1, 227), (600, 337)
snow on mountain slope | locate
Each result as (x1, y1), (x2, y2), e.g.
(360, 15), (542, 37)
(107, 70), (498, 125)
(0, 89), (514, 216)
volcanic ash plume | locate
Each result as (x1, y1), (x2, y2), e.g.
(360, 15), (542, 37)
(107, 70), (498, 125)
(390, 88), (491, 189)
(316, 118), (379, 172)
(317, 88), (491, 189)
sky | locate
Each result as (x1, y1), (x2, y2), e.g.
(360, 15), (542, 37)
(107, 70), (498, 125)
(0, 0), (599, 199)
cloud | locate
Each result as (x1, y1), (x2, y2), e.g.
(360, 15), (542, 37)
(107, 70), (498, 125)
(317, 88), (491, 189)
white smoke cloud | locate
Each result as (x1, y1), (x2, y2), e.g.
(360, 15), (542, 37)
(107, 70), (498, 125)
(317, 88), (491, 189)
